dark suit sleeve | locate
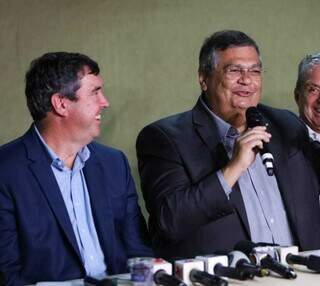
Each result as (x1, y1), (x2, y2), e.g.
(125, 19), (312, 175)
(119, 153), (153, 257)
(136, 124), (234, 244)
(0, 184), (26, 286)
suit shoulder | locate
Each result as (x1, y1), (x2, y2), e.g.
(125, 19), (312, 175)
(0, 137), (27, 183)
(136, 110), (195, 161)
(0, 136), (25, 163)
(138, 110), (192, 137)
(258, 104), (307, 141)
(259, 104), (304, 128)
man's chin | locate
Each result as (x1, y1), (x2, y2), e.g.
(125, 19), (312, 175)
(93, 131), (101, 139)
(87, 129), (101, 143)
(237, 101), (258, 109)
(234, 95), (260, 109)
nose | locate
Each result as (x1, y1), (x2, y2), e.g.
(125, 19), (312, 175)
(100, 93), (110, 108)
(237, 70), (252, 85)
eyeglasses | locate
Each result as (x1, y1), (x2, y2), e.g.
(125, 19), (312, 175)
(223, 64), (263, 80)
(305, 83), (320, 97)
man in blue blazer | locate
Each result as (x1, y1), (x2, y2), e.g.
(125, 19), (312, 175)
(0, 52), (152, 285)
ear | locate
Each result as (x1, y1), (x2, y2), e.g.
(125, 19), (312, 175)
(51, 93), (68, 117)
(198, 72), (208, 91)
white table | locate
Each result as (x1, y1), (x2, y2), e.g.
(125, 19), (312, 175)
(33, 251), (320, 286)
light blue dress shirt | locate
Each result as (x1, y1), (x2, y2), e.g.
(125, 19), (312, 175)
(200, 97), (293, 246)
(34, 126), (107, 277)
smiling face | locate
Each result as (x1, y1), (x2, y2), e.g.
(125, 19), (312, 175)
(199, 46), (262, 131)
(65, 70), (109, 145)
(296, 65), (320, 133)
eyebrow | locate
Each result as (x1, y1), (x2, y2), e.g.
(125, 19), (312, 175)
(307, 82), (320, 89)
(224, 63), (262, 69)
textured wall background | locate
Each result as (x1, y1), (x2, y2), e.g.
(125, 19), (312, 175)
(1, 0), (320, 213)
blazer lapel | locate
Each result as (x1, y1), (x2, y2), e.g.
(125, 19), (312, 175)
(228, 184), (251, 238)
(192, 98), (228, 171)
(83, 148), (116, 272)
(23, 126), (82, 261)
(192, 98), (251, 237)
(262, 115), (298, 229)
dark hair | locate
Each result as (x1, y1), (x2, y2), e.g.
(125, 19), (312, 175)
(198, 30), (260, 76)
(25, 52), (100, 122)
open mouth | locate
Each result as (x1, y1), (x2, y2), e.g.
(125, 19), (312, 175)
(234, 91), (252, 97)
(95, 114), (102, 120)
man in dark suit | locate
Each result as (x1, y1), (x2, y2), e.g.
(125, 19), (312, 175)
(136, 30), (320, 260)
(0, 52), (152, 285)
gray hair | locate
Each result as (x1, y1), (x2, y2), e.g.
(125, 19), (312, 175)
(295, 53), (320, 98)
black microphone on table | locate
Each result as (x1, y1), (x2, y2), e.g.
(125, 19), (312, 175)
(195, 255), (252, 281)
(228, 250), (270, 277)
(175, 259), (228, 286)
(189, 269), (228, 286)
(235, 240), (320, 272)
(286, 253), (320, 272)
(213, 262), (251, 280)
(153, 270), (187, 286)
(150, 259), (187, 286)
(246, 106), (274, 176)
(234, 241), (297, 279)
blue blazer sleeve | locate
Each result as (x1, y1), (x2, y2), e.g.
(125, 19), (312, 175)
(0, 183), (26, 286)
(120, 153), (153, 257)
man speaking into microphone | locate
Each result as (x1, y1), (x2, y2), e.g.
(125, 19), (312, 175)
(136, 30), (320, 259)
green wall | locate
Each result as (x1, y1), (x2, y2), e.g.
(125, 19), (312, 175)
(1, 0), (320, 213)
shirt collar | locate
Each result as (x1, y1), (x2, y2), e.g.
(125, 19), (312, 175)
(33, 124), (90, 170)
(199, 95), (239, 144)
(306, 124), (320, 142)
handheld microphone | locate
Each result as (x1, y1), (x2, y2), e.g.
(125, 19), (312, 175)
(246, 106), (274, 176)
(234, 241), (297, 279)
(286, 253), (320, 272)
(228, 250), (270, 277)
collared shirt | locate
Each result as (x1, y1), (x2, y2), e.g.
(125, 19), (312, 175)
(306, 124), (320, 142)
(200, 97), (293, 245)
(34, 126), (107, 277)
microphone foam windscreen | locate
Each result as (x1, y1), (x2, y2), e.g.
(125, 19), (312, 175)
(234, 241), (256, 255)
(246, 107), (263, 128)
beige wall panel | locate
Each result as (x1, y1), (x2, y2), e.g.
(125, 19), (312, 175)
(1, 0), (320, 213)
